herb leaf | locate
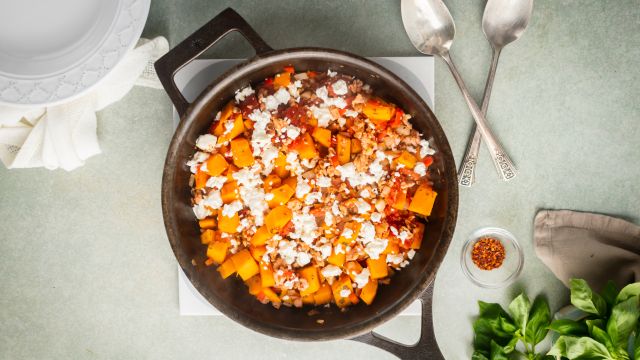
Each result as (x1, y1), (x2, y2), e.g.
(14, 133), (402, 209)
(548, 335), (613, 359)
(607, 295), (640, 350)
(591, 325), (620, 358)
(602, 280), (620, 310)
(490, 340), (510, 360)
(473, 301), (518, 352)
(571, 278), (608, 317)
(617, 283), (640, 304)
(548, 319), (589, 337)
(526, 296), (552, 345)
(509, 293), (532, 339)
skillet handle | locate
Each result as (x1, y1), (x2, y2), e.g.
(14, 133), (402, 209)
(349, 282), (444, 360)
(154, 8), (272, 116)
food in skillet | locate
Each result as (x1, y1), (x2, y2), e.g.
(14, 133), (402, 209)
(187, 67), (438, 309)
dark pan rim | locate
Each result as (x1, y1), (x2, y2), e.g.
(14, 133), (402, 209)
(162, 47), (459, 341)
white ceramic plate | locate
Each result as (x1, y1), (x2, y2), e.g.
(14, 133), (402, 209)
(0, 0), (150, 106)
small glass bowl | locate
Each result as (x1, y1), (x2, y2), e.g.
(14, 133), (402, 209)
(460, 227), (524, 289)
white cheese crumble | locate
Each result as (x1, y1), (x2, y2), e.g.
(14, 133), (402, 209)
(387, 254), (404, 265)
(295, 176), (311, 199)
(324, 211), (334, 226)
(222, 200), (243, 217)
(262, 95), (279, 111)
(360, 189), (371, 198)
(316, 176), (332, 188)
(332, 80), (348, 95)
(390, 226), (399, 236)
(205, 176), (227, 190)
(344, 109), (359, 118)
(364, 238), (388, 259)
(419, 139), (436, 157)
(353, 268), (371, 288)
(321, 265), (342, 278)
(192, 201), (211, 220)
(341, 228), (354, 240)
(195, 134), (218, 152)
(370, 212), (383, 223)
(398, 230), (412, 242)
(274, 87), (291, 105)
(260, 144), (279, 175)
(235, 86), (254, 103)
(414, 162), (427, 176)
(278, 240), (298, 265)
(248, 110), (272, 156)
(359, 221), (376, 242)
(408, 249), (416, 259)
(284, 125), (300, 140)
(232, 165), (263, 188)
(239, 186), (269, 226)
(290, 210), (318, 245)
(331, 202), (340, 216)
(296, 252), (311, 267)
(327, 69), (337, 77)
(187, 151), (210, 173)
(319, 244), (332, 259)
(310, 106), (332, 127)
(355, 199), (372, 214)
(339, 289), (351, 298)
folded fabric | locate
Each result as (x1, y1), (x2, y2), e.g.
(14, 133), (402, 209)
(0, 36), (169, 171)
(534, 210), (640, 291)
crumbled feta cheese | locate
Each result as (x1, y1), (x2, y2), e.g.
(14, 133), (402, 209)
(202, 191), (223, 210)
(353, 268), (371, 288)
(248, 110), (272, 155)
(262, 95), (279, 111)
(195, 134), (218, 152)
(235, 86), (254, 102)
(278, 240), (298, 265)
(339, 289), (351, 298)
(344, 109), (359, 118)
(360, 189), (371, 198)
(355, 199), (372, 214)
(260, 144), (279, 175)
(341, 228), (354, 240)
(324, 211), (333, 226)
(305, 192), (323, 205)
(192, 201), (211, 220)
(232, 165), (263, 188)
(331, 202), (340, 216)
(223, 119), (235, 135)
(265, 193), (275, 201)
(295, 177), (311, 199)
(337, 117), (346, 127)
(296, 252), (311, 267)
(316, 176), (332, 188)
(332, 80), (349, 95)
(359, 221), (376, 242)
(387, 254), (404, 265)
(414, 162), (427, 176)
(290, 210), (318, 245)
(310, 106), (332, 127)
(237, 217), (250, 232)
(321, 265), (342, 278)
(327, 69), (337, 77)
(187, 151), (210, 173)
(370, 212), (383, 223)
(284, 125), (300, 140)
(274, 87), (291, 105)
(408, 249), (416, 259)
(205, 176), (227, 190)
(398, 230), (412, 242)
(389, 226), (399, 236)
(239, 186), (269, 226)
(334, 244), (345, 254)
(420, 139), (436, 157)
(318, 244), (332, 259)
(364, 238), (388, 259)
(222, 200), (243, 217)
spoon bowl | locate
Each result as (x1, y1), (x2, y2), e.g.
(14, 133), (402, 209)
(401, 0), (455, 55)
(483, 0), (534, 49)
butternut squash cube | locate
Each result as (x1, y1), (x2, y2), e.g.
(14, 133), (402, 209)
(363, 99), (394, 122)
(396, 151), (417, 169)
(290, 133), (317, 159)
(199, 217), (217, 230)
(282, 176), (297, 190)
(200, 229), (216, 244)
(338, 222), (361, 244)
(267, 184), (295, 208)
(391, 189), (408, 211)
(251, 225), (273, 246)
(259, 262), (276, 287)
(225, 163), (238, 182)
(265, 205), (292, 233)
(274, 152), (290, 178)
(314, 283), (333, 305)
(220, 181), (239, 204)
(230, 137), (254, 167)
(230, 249), (260, 281)
(359, 280), (378, 305)
(217, 114), (245, 144)
(205, 153), (229, 176)
(263, 174), (282, 192)
(302, 294), (315, 305)
(336, 134), (351, 164)
(273, 72), (291, 88)
(383, 240), (400, 255)
(258, 287), (281, 303)
(344, 261), (363, 282)
(367, 255), (389, 279)
(351, 138), (362, 154)
(299, 266), (320, 297)
(410, 222), (425, 250)
(312, 127), (332, 147)
(331, 274), (354, 307)
(217, 258), (236, 279)
(212, 102), (235, 136)
(327, 249), (346, 267)
(218, 213), (239, 234)
(245, 275), (263, 295)
(249, 245), (267, 262)
(207, 241), (229, 264)
(195, 168), (210, 190)
(408, 184), (438, 216)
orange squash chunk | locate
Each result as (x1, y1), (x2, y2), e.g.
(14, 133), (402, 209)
(195, 167), (210, 189)
(331, 274), (354, 308)
(363, 99), (394, 123)
(408, 183), (438, 216)
(282, 176), (297, 190)
(220, 181), (239, 204)
(267, 184), (295, 208)
(258, 287), (281, 303)
(367, 255), (389, 279)
(230, 249), (260, 281)
(249, 245), (267, 262)
(259, 262), (276, 287)
(218, 213), (239, 234)
(263, 174), (282, 192)
(410, 222), (425, 250)
(391, 189), (408, 211)
(338, 222), (361, 244)
(396, 151), (417, 169)
(273, 72), (291, 88)
(265, 205), (292, 233)
(383, 240), (400, 255)
(314, 283), (333, 305)
(200, 229), (216, 244)
(217, 258), (236, 279)
(205, 154), (229, 176)
(327, 248), (346, 267)
(359, 280), (378, 305)
(245, 275), (263, 295)
(312, 127), (332, 147)
(251, 225), (273, 246)
(344, 261), (363, 281)
(217, 113), (245, 144)
(351, 138), (362, 154)
(336, 134), (351, 164)
(212, 102), (235, 136)
(290, 132), (317, 159)
(199, 217), (217, 230)
(230, 137), (254, 167)
(299, 266), (320, 297)
(273, 152), (290, 178)
(207, 241), (229, 264)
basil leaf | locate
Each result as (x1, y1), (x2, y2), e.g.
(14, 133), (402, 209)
(617, 283), (640, 304)
(548, 335), (613, 359)
(591, 325), (620, 358)
(473, 301), (518, 351)
(509, 293), (532, 339)
(571, 279), (608, 317)
(548, 319), (589, 336)
(472, 350), (490, 360)
(588, 319), (607, 335)
(607, 295), (640, 350)
(603, 280), (620, 310)
(526, 296), (552, 345)
(634, 326), (639, 360)
(490, 340), (510, 360)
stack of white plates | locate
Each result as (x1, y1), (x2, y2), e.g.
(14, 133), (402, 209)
(0, 0), (150, 106)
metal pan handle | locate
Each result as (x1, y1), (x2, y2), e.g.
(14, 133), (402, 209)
(349, 282), (444, 360)
(154, 8), (273, 116)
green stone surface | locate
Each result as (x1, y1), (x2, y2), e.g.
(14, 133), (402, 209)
(1, 0), (638, 359)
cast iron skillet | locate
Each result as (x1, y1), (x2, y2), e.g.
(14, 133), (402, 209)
(155, 8), (458, 359)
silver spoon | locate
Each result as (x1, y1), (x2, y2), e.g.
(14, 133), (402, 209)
(457, 0), (533, 187)
(401, 0), (517, 183)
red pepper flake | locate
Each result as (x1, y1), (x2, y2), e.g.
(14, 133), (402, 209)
(471, 237), (505, 270)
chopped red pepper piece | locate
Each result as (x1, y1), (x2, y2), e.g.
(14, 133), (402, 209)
(284, 66), (295, 74)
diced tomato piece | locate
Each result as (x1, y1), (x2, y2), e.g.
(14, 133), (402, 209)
(284, 66), (295, 74)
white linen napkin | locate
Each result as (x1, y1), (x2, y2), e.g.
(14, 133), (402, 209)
(0, 36), (169, 171)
